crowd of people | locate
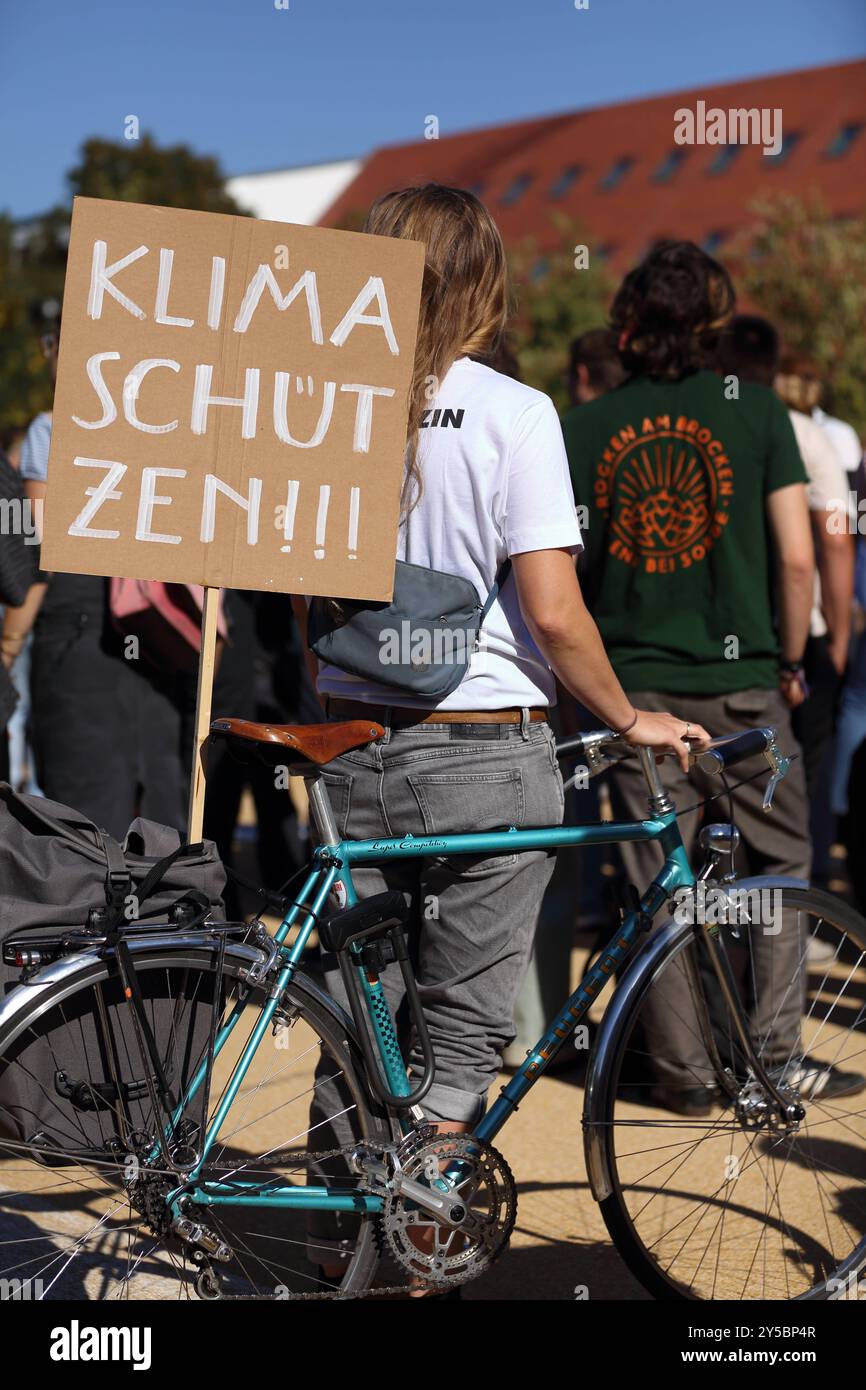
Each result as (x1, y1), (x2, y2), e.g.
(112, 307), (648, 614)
(1, 196), (865, 1123)
(562, 281), (865, 912)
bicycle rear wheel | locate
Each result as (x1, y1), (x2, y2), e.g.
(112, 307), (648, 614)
(0, 945), (391, 1300)
(590, 886), (866, 1299)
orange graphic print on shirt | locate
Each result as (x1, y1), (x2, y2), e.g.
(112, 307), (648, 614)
(594, 415), (734, 574)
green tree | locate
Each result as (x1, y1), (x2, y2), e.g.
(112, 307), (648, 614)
(66, 135), (246, 215)
(0, 135), (248, 430)
(507, 215), (614, 412)
(0, 208), (69, 428)
(731, 193), (866, 437)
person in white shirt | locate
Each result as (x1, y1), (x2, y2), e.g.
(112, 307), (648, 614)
(813, 404), (863, 477)
(293, 184), (709, 1287)
(784, 407), (853, 672)
(775, 359), (856, 864)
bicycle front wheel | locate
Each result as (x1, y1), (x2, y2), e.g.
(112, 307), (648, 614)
(0, 944), (392, 1300)
(590, 886), (866, 1300)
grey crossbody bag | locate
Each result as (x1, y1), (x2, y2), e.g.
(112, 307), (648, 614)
(307, 558), (512, 701)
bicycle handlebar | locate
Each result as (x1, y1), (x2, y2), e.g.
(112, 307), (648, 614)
(556, 725), (781, 778)
(689, 727), (776, 774)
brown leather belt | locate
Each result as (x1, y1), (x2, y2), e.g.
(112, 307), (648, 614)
(327, 697), (549, 728)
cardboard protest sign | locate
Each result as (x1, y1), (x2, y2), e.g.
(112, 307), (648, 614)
(42, 197), (424, 602)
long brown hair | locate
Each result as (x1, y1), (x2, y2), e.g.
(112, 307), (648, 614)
(364, 184), (509, 509)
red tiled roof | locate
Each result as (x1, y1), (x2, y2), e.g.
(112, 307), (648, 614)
(321, 60), (866, 271)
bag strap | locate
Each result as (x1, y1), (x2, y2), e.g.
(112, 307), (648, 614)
(133, 841), (203, 913)
(100, 830), (132, 919)
(100, 836), (207, 933)
(479, 558), (512, 626)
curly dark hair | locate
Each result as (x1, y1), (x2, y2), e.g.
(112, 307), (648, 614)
(610, 240), (735, 381)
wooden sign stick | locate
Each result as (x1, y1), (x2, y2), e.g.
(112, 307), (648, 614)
(187, 585), (220, 844)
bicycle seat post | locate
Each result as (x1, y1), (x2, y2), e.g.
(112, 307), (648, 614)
(301, 768), (341, 848)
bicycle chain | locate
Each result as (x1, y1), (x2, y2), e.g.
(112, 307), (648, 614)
(210, 1130), (514, 1300)
(191, 1137), (426, 1300)
(192, 1130), (507, 1300)
(214, 1281), (423, 1301)
(197, 1136), (389, 1178)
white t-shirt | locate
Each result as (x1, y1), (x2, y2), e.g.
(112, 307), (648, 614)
(19, 412), (53, 482)
(812, 408), (863, 475)
(788, 409), (851, 639)
(316, 357), (583, 709)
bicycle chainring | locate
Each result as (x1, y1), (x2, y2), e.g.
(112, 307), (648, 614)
(382, 1130), (517, 1289)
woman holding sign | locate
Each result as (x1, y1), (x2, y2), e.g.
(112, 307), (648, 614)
(294, 184), (709, 1286)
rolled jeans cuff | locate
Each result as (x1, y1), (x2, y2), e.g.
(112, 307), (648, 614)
(420, 1079), (486, 1126)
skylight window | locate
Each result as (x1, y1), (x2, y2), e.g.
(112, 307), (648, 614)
(652, 150), (687, 183)
(549, 165), (582, 199)
(500, 173), (533, 206)
(825, 123), (862, 158)
(701, 229), (727, 254)
(766, 131), (801, 165)
(599, 157), (633, 191)
(707, 145), (742, 175)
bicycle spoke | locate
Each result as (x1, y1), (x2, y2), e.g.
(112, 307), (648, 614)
(0, 955), (386, 1300)
(604, 890), (866, 1298)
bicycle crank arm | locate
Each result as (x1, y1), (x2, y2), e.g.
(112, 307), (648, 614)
(354, 1152), (475, 1228)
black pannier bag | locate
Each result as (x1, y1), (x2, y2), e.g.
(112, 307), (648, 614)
(0, 785), (227, 1152)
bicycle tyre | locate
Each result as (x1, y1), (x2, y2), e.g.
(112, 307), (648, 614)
(589, 886), (866, 1300)
(0, 944), (393, 1300)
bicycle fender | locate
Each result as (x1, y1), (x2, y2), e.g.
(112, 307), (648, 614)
(0, 934), (360, 1051)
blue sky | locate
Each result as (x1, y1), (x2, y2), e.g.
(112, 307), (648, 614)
(3, 0), (865, 218)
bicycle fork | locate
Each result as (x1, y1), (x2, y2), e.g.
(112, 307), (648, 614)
(684, 919), (806, 1128)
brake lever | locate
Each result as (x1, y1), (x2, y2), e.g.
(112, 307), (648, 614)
(762, 744), (790, 811)
(762, 739), (789, 812)
(763, 772), (783, 812)
(685, 731), (790, 811)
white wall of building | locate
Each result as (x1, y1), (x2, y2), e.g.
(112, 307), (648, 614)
(226, 158), (362, 225)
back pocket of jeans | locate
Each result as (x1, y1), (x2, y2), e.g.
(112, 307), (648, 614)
(407, 770), (524, 871)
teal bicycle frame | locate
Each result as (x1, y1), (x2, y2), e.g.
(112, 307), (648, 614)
(165, 756), (696, 1219)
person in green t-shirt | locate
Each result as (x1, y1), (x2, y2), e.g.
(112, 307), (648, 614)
(563, 241), (864, 1113)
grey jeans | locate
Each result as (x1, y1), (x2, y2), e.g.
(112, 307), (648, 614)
(607, 687), (810, 1089)
(306, 714), (563, 1265)
(311, 715), (564, 1125)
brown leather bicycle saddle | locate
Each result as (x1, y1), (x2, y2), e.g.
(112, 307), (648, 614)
(209, 718), (385, 765)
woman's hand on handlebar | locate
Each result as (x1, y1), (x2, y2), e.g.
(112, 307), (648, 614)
(622, 710), (711, 774)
